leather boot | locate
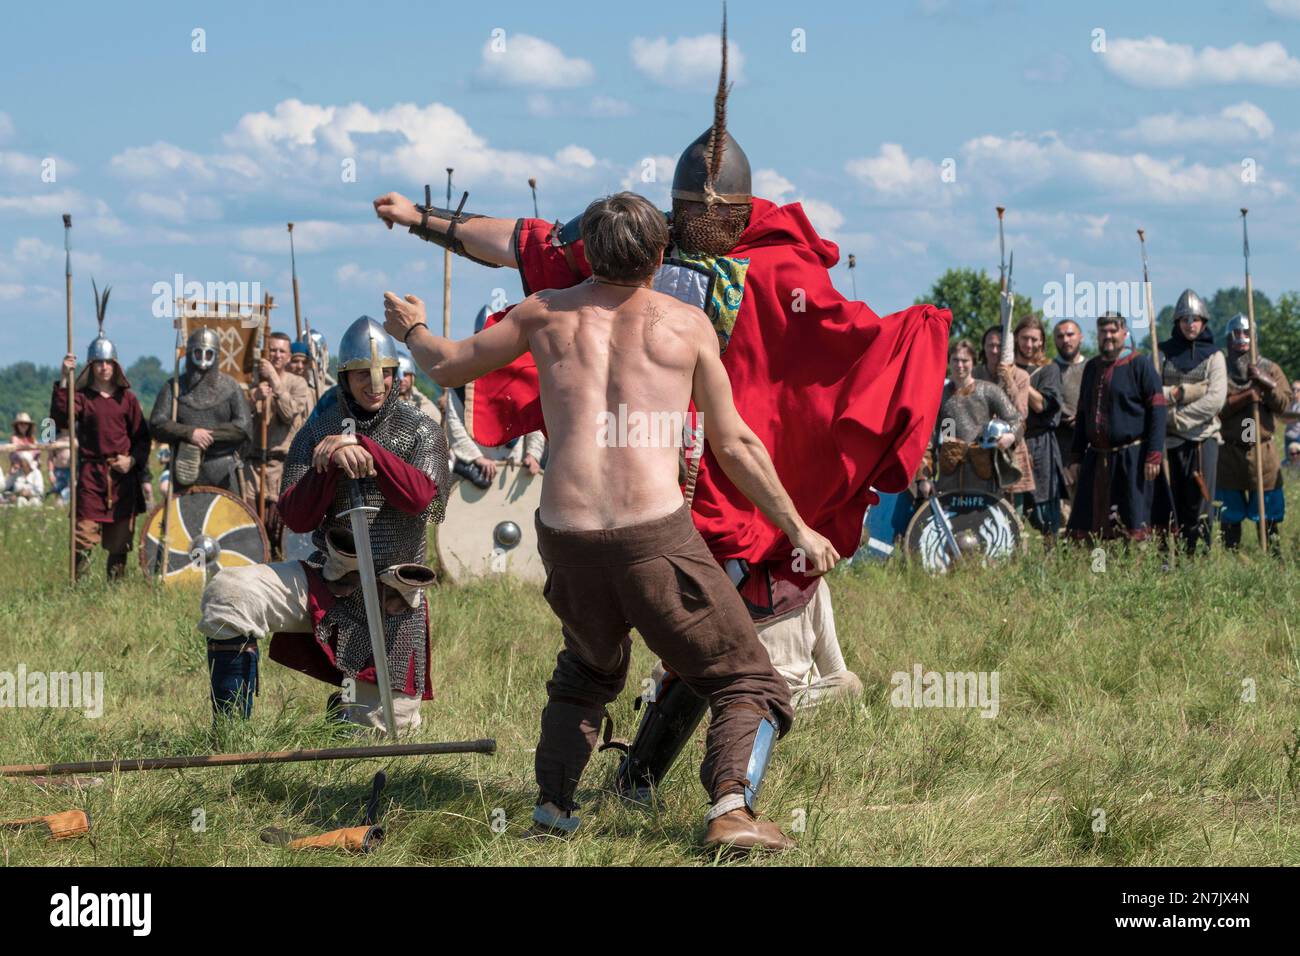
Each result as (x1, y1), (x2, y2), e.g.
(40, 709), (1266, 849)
(704, 807), (794, 852)
(106, 553), (127, 581)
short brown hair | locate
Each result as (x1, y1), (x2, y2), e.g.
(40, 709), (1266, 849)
(949, 339), (978, 361)
(580, 192), (669, 283)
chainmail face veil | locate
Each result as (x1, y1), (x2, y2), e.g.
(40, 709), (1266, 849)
(670, 199), (751, 257)
(282, 376), (449, 686)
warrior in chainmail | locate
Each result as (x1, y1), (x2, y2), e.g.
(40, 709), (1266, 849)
(1217, 313), (1291, 553)
(149, 327), (252, 494)
(927, 339), (1022, 495)
(197, 316), (448, 731)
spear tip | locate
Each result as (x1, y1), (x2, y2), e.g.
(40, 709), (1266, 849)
(446, 167), (454, 175)
(62, 214), (71, 228)
(1137, 228), (1145, 240)
(528, 177), (537, 189)
(996, 206), (1005, 218)
(287, 222), (294, 232)
(1241, 207), (1249, 216)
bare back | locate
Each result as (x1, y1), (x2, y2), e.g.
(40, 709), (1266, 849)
(513, 279), (707, 530)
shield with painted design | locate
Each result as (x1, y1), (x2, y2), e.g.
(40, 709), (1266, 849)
(139, 485), (270, 584)
(903, 491), (1025, 573)
(436, 463), (545, 585)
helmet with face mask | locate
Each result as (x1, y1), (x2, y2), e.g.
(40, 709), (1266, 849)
(186, 327), (220, 373)
(1226, 312), (1250, 349)
(338, 316), (400, 395)
(668, 8), (752, 257)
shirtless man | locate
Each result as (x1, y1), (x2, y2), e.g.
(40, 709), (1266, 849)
(383, 192), (838, 851)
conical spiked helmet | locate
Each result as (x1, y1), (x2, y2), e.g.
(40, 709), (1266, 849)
(670, 5), (751, 206)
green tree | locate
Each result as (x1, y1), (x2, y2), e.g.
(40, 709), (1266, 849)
(916, 267), (1036, 348)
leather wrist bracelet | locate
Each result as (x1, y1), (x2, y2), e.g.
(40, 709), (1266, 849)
(403, 322), (428, 344)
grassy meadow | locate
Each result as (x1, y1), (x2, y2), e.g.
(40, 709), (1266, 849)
(0, 495), (1298, 867)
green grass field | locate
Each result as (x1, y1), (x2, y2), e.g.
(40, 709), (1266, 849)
(1, 497), (1298, 867)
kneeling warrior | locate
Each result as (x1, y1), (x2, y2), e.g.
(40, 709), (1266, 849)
(197, 317), (448, 729)
(1218, 313), (1292, 553)
(50, 283), (152, 581)
(149, 327), (253, 495)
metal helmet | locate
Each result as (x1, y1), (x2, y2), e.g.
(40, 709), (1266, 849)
(307, 329), (329, 369)
(86, 334), (117, 365)
(397, 354), (415, 379)
(474, 305), (490, 334)
(669, 9), (751, 208)
(1173, 288), (1210, 324)
(1226, 312), (1250, 335)
(978, 419), (1014, 449)
(186, 327), (220, 372)
(337, 315), (399, 393)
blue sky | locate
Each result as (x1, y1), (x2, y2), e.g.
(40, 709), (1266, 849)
(3, 0), (1300, 364)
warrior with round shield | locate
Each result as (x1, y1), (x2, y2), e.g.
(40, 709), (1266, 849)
(928, 339), (1022, 496)
(1217, 313), (1292, 553)
(50, 283), (152, 581)
(149, 327), (253, 495)
(196, 317), (448, 730)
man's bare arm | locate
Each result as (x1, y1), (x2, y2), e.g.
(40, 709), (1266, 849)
(373, 192), (518, 268)
(382, 292), (529, 388)
(689, 320), (840, 574)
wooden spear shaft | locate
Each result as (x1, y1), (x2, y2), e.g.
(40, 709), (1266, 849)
(63, 214), (76, 584)
(0, 739), (497, 778)
(288, 222), (303, 341)
(1242, 209), (1268, 549)
(443, 168), (453, 338)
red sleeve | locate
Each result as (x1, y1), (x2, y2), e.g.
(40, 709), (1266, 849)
(357, 435), (438, 515)
(514, 218), (589, 296)
(278, 465), (342, 532)
(50, 381), (81, 422)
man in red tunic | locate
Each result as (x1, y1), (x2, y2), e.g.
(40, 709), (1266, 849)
(50, 286), (152, 582)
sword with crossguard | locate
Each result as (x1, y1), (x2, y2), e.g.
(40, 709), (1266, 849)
(339, 478), (399, 740)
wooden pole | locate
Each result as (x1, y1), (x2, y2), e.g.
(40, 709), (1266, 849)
(63, 214), (76, 584)
(153, 309), (187, 580)
(1241, 209), (1268, 549)
(0, 739), (497, 778)
(287, 222), (303, 341)
(443, 168), (453, 338)
(257, 292), (271, 526)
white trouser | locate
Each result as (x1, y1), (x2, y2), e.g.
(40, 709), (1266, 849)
(198, 561), (422, 732)
(754, 578), (863, 711)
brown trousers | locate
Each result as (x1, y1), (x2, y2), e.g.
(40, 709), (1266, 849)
(76, 518), (134, 554)
(534, 503), (793, 811)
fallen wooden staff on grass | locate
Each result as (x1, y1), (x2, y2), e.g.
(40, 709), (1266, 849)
(0, 739), (496, 779)
(1, 809), (91, 840)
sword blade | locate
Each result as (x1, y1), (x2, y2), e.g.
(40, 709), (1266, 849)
(343, 480), (399, 740)
(928, 496), (962, 564)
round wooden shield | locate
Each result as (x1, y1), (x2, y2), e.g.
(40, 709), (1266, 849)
(138, 485), (269, 584)
(904, 491), (1025, 573)
(436, 464), (544, 585)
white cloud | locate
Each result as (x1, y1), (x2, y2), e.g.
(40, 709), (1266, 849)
(630, 34), (743, 89)
(526, 94), (556, 118)
(477, 34), (593, 89)
(1101, 36), (1300, 88)
(0, 284), (26, 302)
(130, 190), (223, 223)
(1124, 101), (1273, 144)
(336, 262), (389, 287)
(1266, 0), (1300, 18)
(620, 154), (678, 204)
(588, 95), (632, 118)
(752, 168), (844, 235)
(239, 220), (356, 254)
(960, 131), (1284, 203)
(845, 144), (952, 204)
(13, 237), (55, 265)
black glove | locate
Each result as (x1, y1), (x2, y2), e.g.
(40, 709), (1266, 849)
(452, 458), (491, 489)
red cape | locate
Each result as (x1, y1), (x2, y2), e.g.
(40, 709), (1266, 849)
(467, 198), (951, 566)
